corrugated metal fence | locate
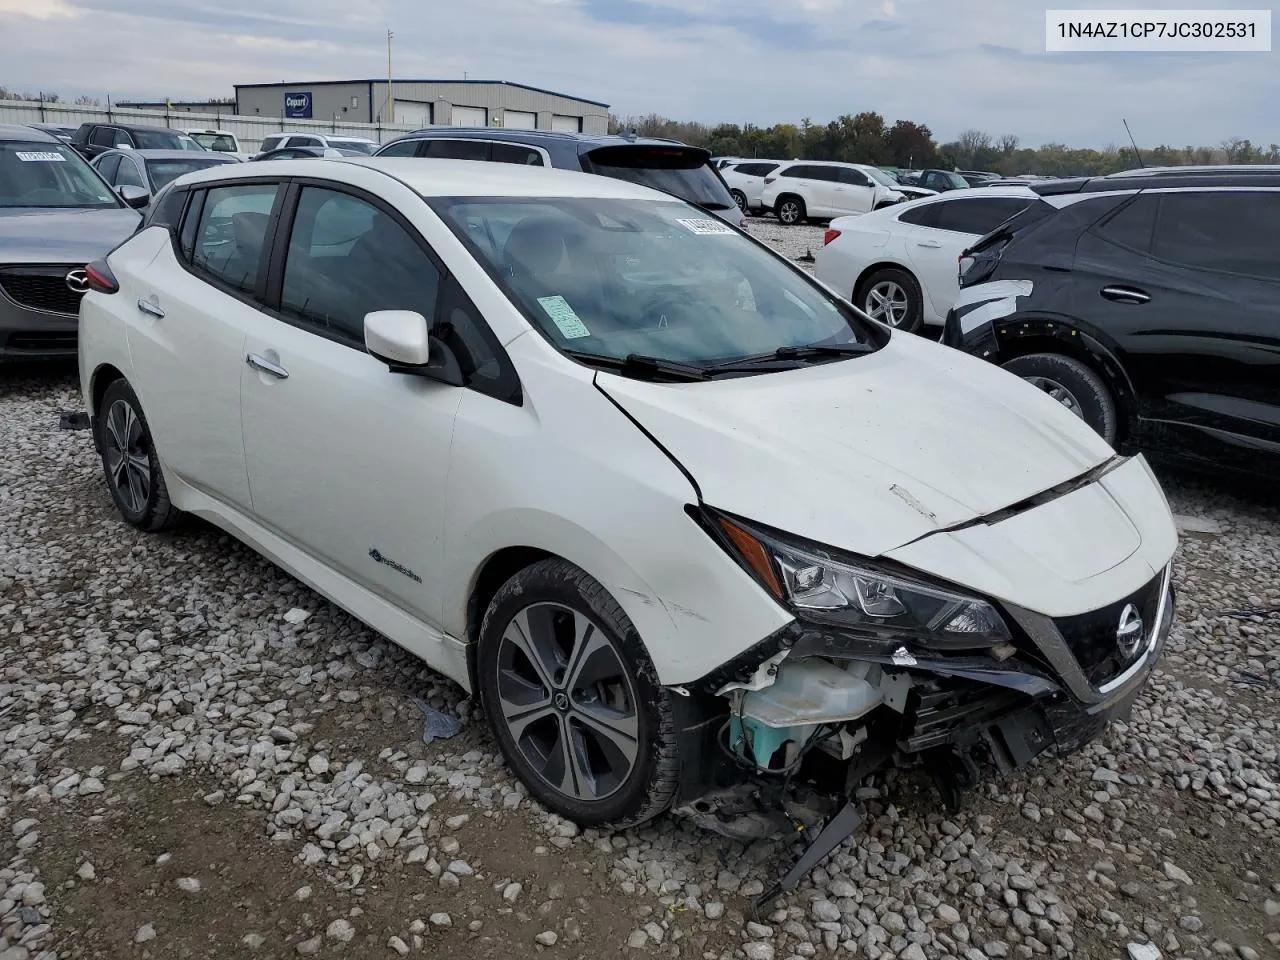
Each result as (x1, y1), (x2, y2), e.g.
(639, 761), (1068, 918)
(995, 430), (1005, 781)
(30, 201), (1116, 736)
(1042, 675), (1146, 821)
(0, 99), (422, 153)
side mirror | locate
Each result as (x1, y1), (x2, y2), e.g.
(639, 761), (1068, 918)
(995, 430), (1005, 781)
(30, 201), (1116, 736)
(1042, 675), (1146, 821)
(118, 185), (150, 209)
(364, 310), (464, 386)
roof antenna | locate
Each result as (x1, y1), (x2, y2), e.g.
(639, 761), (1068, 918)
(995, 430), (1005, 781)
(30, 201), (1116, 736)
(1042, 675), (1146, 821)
(1122, 118), (1144, 168)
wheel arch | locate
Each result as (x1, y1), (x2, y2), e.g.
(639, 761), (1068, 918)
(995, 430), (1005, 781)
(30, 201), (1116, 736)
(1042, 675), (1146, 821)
(990, 316), (1138, 445)
(852, 260), (917, 301)
(773, 192), (805, 216)
(463, 545), (555, 693)
(89, 362), (127, 417)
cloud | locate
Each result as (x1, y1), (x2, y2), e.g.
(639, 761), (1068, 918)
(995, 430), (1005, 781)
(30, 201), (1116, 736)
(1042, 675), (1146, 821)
(0, 0), (1275, 147)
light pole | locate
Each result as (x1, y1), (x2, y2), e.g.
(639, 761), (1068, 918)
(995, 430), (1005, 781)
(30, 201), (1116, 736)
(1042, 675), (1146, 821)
(386, 29), (394, 124)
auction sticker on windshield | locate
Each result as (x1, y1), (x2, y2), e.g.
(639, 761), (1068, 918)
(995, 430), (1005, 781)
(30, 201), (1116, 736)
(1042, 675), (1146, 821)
(15, 152), (67, 162)
(538, 295), (591, 339)
(676, 218), (735, 235)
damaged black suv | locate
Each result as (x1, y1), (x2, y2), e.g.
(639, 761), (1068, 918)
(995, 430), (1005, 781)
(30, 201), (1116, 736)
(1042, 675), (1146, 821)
(942, 165), (1280, 479)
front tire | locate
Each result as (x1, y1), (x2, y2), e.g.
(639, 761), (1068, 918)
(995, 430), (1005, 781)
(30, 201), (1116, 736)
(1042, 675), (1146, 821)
(855, 267), (923, 333)
(95, 379), (182, 531)
(477, 559), (680, 828)
(1002, 353), (1118, 444)
(775, 195), (806, 226)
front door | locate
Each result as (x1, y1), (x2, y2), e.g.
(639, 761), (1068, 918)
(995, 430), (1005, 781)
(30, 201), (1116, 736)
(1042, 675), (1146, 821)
(126, 180), (283, 509)
(833, 167), (877, 215)
(240, 184), (461, 636)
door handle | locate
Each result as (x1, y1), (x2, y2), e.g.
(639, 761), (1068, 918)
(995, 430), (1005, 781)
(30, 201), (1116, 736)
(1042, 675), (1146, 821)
(136, 299), (165, 318)
(246, 353), (289, 379)
(916, 240), (942, 249)
(1100, 285), (1151, 304)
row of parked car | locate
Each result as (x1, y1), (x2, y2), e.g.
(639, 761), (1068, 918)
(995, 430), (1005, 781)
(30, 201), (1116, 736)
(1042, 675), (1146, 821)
(3, 118), (1275, 481)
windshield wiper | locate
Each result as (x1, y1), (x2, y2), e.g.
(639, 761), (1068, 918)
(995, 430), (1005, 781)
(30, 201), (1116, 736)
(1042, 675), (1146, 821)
(565, 351), (712, 382)
(710, 342), (872, 370)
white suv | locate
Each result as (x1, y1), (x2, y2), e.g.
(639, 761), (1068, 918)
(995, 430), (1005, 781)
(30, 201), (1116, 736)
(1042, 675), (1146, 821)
(761, 161), (914, 225)
(721, 160), (783, 214)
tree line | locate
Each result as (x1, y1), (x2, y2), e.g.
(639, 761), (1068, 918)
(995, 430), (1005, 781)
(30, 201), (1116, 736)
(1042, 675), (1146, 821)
(608, 111), (1280, 177)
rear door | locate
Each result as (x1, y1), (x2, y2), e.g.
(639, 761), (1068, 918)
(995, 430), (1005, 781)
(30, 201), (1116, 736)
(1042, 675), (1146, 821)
(903, 196), (1036, 321)
(125, 180), (284, 509)
(1078, 188), (1280, 463)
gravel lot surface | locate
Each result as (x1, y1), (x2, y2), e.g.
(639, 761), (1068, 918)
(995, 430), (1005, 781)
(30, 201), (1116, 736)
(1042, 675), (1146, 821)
(2, 330), (1278, 958)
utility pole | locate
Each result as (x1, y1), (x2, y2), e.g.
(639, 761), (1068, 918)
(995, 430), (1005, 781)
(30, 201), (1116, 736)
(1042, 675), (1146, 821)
(386, 30), (394, 124)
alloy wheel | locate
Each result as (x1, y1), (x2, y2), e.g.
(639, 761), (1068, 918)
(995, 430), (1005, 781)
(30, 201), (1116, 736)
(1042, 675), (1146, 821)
(865, 280), (910, 326)
(103, 398), (151, 514)
(494, 602), (640, 803)
(779, 200), (800, 225)
(1024, 376), (1085, 419)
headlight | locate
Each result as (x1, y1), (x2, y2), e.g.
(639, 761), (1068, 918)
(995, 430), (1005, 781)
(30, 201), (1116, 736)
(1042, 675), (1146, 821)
(714, 514), (1012, 651)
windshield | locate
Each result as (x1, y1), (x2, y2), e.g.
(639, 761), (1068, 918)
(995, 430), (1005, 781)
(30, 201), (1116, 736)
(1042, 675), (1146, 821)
(330, 140), (376, 155)
(190, 133), (237, 152)
(146, 157), (233, 191)
(0, 140), (120, 208)
(940, 171), (970, 189)
(863, 167), (900, 187)
(582, 146), (737, 210)
(431, 196), (878, 367)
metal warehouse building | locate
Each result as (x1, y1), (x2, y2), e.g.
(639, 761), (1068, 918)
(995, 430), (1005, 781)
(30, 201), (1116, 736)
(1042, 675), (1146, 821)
(233, 80), (609, 135)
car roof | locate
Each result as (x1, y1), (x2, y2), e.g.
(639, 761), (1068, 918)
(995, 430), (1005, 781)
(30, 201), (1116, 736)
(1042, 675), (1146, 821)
(1028, 165), (1280, 194)
(385, 127), (697, 152)
(82, 121), (186, 134)
(184, 128), (235, 135)
(179, 156), (685, 203)
(2, 124), (59, 143)
(102, 149), (236, 161)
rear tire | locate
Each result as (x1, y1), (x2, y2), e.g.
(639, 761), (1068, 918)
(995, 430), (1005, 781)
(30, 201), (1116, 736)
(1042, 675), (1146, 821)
(855, 267), (923, 333)
(1002, 353), (1118, 445)
(477, 559), (680, 828)
(95, 379), (182, 532)
(775, 195), (806, 226)
(730, 189), (748, 214)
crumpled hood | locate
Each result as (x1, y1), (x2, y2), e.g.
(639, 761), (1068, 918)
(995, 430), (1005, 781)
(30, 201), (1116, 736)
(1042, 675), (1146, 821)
(598, 333), (1116, 559)
(0, 207), (141, 265)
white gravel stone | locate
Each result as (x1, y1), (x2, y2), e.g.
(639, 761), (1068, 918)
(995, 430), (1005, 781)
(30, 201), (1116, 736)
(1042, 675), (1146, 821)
(326, 919), (355, 942)
(135, 924), (156, 943)
(534, 930), (558, 946)
(175, 877), (200, 893)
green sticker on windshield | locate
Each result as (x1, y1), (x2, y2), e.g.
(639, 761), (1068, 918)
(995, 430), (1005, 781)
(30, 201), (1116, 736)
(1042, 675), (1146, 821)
(538, 295), (591, 339)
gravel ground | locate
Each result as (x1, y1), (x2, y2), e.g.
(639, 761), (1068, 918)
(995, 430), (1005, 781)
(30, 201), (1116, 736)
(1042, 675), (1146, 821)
(2, 348), (1278, 960)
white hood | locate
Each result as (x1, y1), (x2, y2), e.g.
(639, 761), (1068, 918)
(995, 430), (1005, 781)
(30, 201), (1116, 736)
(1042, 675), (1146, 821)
(597, 334), (1116, 559)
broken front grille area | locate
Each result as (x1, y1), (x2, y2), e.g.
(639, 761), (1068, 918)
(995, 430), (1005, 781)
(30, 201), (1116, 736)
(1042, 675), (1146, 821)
(1052, 573), (1164, 687)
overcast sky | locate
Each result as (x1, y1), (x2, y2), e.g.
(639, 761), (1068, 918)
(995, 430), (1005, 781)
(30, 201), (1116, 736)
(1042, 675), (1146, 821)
(2, 0), (1276, 148)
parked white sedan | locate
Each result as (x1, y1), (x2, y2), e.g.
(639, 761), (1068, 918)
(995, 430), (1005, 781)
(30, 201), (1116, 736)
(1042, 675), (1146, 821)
(78, 160), (1175, 891)
(815, 186), (1037, 332)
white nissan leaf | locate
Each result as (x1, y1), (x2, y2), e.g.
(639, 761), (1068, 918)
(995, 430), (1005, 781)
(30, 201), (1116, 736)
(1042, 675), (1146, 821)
(78, 159), (1177, 907)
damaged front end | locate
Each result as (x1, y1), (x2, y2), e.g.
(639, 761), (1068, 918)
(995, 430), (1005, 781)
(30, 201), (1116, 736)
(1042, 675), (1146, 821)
(670, 508), (1175, 914)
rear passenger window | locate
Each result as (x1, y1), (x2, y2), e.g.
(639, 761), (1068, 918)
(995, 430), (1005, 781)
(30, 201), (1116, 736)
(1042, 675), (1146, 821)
(491, 143), (544, 166)
(931, 197), (1034, 235)
(1153, 192), (1280, 279)
(425, 140), (488, 161)
(190, 183), (278, 295)
(377, 139), (421, 158)
(1093, 195), (1158, 252)
(897, 204), (939, 227)
(280, 187), (439, 345)
(147, 186), (187, 230)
